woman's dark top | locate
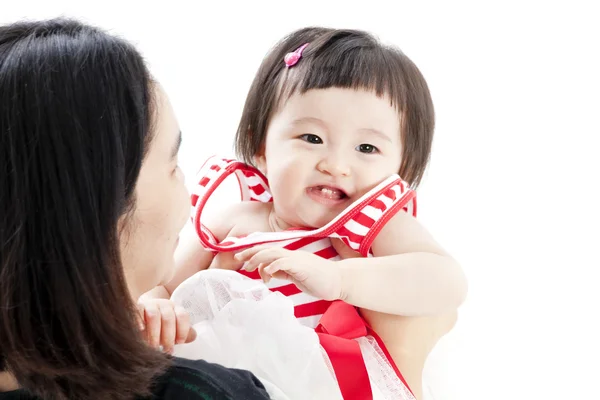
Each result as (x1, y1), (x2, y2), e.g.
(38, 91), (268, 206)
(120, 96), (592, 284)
(0, 357), (270, 400)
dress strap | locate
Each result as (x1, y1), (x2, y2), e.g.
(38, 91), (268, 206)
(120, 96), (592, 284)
(190, 157), (417, 256)
(334, 177), (417, 256)
(190, 156), (271, 250)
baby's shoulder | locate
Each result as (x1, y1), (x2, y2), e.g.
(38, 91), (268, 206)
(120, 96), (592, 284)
(226, 201), (273, 237)
(204, 201), (273, 241)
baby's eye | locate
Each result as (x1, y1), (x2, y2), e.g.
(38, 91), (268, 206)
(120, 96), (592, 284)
(356, 143), (378, 154)
(299, 134), (323, 144)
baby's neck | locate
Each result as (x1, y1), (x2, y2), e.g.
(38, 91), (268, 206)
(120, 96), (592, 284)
(267, 208), (293, 232)
(266, 207), (322, 233)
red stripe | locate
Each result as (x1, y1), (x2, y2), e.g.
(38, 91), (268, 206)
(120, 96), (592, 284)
(191, 194), (199, 207)
(412, 197), (417, 216)
(369, 198), (386, 212)
(199, 177), (210, 187)
(336, 225), (363, 245)
(314, 246), (338, 259)
(294, 300), (331, 319)
(340, 237), (352, 248)
(352, 212), (375, 229)
(209, 164), (221, 171)
(284, 236), (320, 251)
(199, 231), (212, 245)
(383, 187), (397, 201)
(250, 183), (266, 196)
(271, 283), (302, 297)
(238, 269), (260, 279)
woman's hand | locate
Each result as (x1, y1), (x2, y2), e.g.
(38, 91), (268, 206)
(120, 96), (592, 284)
(137, 298), (196, 353)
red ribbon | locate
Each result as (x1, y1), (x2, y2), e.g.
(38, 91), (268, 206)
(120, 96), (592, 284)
(315, 300), (373, 400)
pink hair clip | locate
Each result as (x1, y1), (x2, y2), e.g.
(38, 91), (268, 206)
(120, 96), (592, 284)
(284, 43), (309, 68)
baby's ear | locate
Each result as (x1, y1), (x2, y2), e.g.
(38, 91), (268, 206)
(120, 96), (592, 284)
(252, 149), (267, 175)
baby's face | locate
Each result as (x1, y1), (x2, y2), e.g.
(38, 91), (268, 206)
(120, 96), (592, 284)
(256, 88), (403, 229)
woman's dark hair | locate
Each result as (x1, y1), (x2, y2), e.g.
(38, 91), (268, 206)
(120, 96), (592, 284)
(235, 27), (435, 187)
(0, 18), (169, 399)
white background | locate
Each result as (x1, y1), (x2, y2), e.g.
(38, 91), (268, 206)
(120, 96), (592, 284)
(3, 1), (599, 399)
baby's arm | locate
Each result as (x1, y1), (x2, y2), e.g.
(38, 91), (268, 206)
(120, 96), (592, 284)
(164, 223), (215, 295)
(336, 211), (468, 316)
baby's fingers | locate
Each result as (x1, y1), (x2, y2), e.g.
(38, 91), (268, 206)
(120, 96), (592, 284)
(174, 306), (193, 345)
(242, 248), (287, 272)
(158, 303), (177, 352)
(234, 245), (269, 262)
(143, 303), (162, 348)
(257, 263), (271, 283)
(136, 303), (146, 332)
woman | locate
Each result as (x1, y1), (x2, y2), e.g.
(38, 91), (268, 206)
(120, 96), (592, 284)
(0, 18), (269, 400)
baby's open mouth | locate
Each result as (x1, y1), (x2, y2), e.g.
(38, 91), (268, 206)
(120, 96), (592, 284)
(307, 185), (348, 201)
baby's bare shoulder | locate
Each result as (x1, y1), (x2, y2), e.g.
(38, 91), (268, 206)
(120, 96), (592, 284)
(205, 201), (273, 240)
(227, 202), (273, 236)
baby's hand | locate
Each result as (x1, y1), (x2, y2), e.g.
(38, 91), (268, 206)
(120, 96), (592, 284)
(137, 298), (196, 353)
(235, 246), (342, 301)
(209, 251), (244, 271)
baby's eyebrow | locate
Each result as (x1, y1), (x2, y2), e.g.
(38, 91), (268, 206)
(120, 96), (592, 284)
(358, 128), (392, 143)
(290, 116), (328, 128)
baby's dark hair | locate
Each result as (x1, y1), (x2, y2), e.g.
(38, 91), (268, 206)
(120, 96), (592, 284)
(234, 27), (435, 187)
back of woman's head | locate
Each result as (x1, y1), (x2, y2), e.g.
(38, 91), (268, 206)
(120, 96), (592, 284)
(0, 18), (168, 399)
(235, 27), (435, 187)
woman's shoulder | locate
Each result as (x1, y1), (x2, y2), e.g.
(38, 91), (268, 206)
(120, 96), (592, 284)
(0, 359), (269, 400)
(150, 357), (270, 400)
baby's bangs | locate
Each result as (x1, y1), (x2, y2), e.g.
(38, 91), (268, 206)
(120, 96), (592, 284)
(274, 43), (409, 111)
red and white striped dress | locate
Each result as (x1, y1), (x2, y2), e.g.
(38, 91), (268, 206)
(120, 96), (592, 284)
(189, 156), (417, 400)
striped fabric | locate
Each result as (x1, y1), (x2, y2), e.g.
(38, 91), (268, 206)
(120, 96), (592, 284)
(190, 156), (417, 328)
